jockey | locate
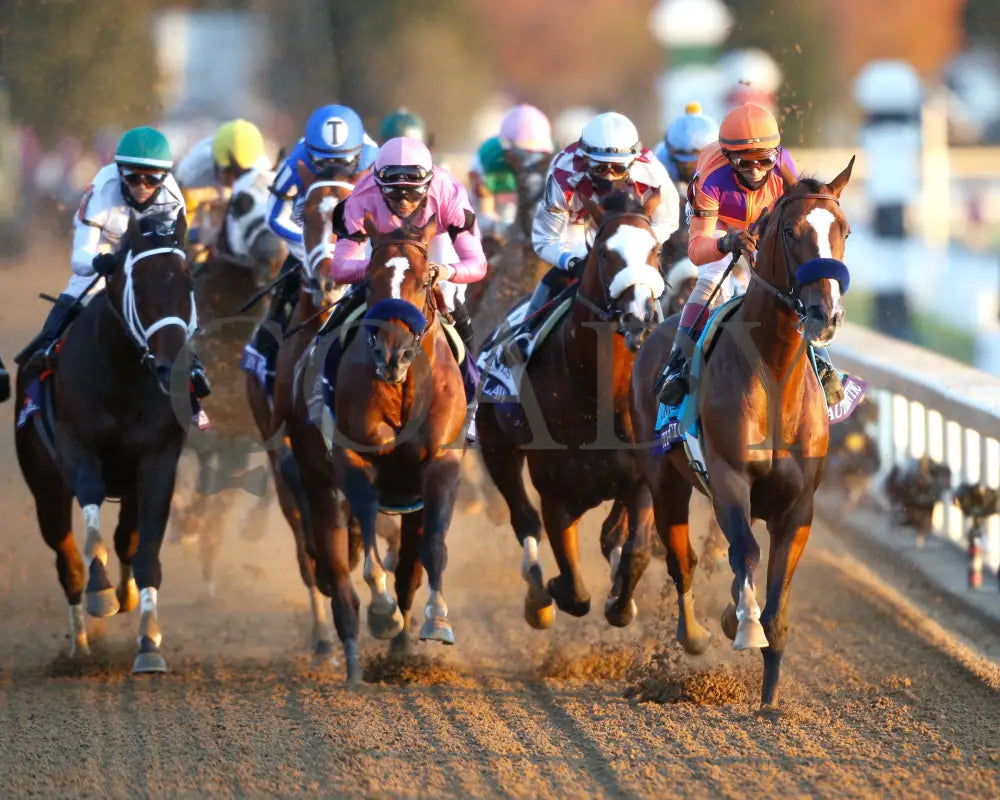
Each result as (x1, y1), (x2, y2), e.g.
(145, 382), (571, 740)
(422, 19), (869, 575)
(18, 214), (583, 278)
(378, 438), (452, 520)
(518, 111), (680, 344)
(468, 104), (554, 242)
(378, 107), (428, 144)
(654, 102), (843, 421)
(175, 119), (271, 259)
(653, 102), (718, 268)
(329, 137), (486, 404)
(15, 126), (210, 401)
(251, 104), (377, 370)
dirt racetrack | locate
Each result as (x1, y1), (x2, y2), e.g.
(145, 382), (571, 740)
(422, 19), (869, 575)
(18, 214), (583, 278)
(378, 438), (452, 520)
(2, 241), (1000, 799)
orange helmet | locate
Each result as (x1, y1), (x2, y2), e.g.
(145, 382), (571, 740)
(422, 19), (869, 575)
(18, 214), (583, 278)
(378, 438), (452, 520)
(719, 103), (780, 153)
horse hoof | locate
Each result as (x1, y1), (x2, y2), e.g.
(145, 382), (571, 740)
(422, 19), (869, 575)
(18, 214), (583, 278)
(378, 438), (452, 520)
(734, 618), (769, 651)
(389, 630), (413, 657)
(311, 639), (337, 668)
(419, 616), (455, 645)
(604, 597), (638, 628)
(367, 603), (405, 640)
(86, 588), (120, 619)
(524, 583), (555, 630)
(547, 577), (590, 617)
(678, 622), (712, 656)
(720, 603), (738, 642)
(344, 640), (362, 684)
(117, 579), (139, 614)
(70, 638), (91, 659)
(132, 638), (168, 674)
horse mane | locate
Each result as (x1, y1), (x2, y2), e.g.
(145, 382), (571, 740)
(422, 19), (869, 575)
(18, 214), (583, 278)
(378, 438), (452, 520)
(600, 190), (646, 216)
(786, 176), (826, 196)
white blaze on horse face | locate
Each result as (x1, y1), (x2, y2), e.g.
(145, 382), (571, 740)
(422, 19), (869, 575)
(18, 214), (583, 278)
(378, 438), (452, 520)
(605, 225), (665, 308)
(805, 207), (842, 306)
(385, 256), (410, 299)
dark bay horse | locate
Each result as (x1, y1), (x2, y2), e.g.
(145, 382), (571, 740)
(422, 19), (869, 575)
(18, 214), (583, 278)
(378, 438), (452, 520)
(475, 191), (666, 631)
(15, 214), (197, 672)
(245, 172), (361, 665)
(325, 214), (468, 680)
(629, 161), (855, 709)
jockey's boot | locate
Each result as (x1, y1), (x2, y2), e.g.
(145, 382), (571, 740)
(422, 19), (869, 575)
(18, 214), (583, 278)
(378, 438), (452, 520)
(814, 353), (845, 406)
(15, 293), (80, 374)
(452, 299), (480, 444)
(506, 280), (552, 364)
(0, 355), (9, 404)
(250, 261), (302, 382)
(190, 352), (211, 398)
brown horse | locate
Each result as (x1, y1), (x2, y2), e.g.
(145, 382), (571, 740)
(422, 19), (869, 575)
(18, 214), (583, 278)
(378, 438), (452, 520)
(475, 190), (666, 630)
(629, 162), (855, 709)
(324, 214), (468, 679)
(14, 214), (196, 672)
(245, 172), (360, 664)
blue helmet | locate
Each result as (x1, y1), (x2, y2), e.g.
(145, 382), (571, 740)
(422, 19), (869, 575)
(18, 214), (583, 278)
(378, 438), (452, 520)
(304, 104), (365, 162)
(665, 102), (719, 165)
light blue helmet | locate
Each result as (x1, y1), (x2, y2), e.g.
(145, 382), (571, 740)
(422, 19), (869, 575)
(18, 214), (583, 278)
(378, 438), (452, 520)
(304, 104), (365, 162)
(665, 102), (719, 165)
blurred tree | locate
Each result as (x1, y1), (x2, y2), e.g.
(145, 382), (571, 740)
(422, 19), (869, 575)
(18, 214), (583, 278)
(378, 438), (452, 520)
(726, 1), (836, 147)
(0, 0), (160, 147)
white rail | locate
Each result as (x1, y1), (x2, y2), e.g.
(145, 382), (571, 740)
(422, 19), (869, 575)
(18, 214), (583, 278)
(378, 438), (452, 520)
(831, 323), (1000, 570)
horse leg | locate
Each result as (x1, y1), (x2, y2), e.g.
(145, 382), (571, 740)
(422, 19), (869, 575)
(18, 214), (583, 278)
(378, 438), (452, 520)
(604, 485), (653, 629)
(74, 458), (119, 619)
(759, 499), (813, 709)
(600, 498), (628, 564)
(304, 468), (360, 680)
(112, 495), (140, 614)
(477, 439), (550, 628)
(390, 512), (424, 657)
(541, 497), (590, 617)
(713, 474), (767, 650)
(417, 455), (461, 645)
(342, 460), (404, 641)
(37, 488), (89, 657)
(654, 459), (711, 654)
(130, 448), (181, 674)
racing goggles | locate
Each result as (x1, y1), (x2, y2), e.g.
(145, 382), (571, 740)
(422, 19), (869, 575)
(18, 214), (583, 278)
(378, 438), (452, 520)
(309, 152), (359, 174)
(120, 169), (167, 188)
(728, 149), (779, 170)
(587, 159), (632, 178)
(381, 184), (429, 203)
(375, 164), (432, 187)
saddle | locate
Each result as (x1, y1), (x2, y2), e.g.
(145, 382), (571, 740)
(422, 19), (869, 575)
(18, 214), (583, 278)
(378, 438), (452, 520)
(475, 294), (574, 403)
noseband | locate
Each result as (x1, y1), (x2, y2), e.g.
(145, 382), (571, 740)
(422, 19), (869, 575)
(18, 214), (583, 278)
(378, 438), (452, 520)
(747, 192), (850, 319)
(112, 247), (198, 365)
(364, 238), (437, 350)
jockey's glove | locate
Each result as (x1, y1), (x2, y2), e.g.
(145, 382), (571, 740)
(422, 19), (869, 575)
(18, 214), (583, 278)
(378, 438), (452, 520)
(92, 252), (120, 276)
(568, 256), (586, 277)
(431, 263), (456, 283)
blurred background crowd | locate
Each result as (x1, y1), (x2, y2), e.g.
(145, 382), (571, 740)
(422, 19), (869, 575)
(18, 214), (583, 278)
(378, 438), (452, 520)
(1, 0), (999, 370)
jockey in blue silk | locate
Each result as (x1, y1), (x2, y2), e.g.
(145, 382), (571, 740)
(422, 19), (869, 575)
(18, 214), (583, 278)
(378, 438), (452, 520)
(250, 104), (377, 373)
(15, 126), (211, 405)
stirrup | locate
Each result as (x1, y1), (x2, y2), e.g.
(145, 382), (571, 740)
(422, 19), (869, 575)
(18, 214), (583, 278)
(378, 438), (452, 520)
(819, 367), (845, 406)
(191, 367), (212, 399)
(656, 360), (689, 406)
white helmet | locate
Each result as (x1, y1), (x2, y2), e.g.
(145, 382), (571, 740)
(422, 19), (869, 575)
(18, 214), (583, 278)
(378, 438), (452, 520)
(581, 112), (640, 164)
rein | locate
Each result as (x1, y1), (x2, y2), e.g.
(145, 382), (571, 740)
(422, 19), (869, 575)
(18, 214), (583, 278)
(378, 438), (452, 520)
(112, 247), (198, 363)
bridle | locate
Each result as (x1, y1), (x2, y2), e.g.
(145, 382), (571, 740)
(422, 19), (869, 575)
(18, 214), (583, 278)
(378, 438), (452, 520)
(746, 191), (847, 320)
(572, 211), (660, 331)
(110, 247), (198, 366)
(364, 237), (438, 350)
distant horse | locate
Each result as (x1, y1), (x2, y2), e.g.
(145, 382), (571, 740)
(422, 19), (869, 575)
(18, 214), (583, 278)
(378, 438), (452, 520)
(628, 161), (855, 709)
(324, 213), (469, 680)
(15, 214), (197, 672)
(475, 190), (666, 631)
(245, 170), (361, 664)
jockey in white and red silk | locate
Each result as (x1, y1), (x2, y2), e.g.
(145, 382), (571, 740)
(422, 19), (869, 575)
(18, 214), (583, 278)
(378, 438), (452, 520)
(522, 111), (680, 324)
(330, 136), (486, 359)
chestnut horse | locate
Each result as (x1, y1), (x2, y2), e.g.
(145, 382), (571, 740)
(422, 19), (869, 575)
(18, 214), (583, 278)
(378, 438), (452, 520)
(14, 214), (196, 672)
(475, 190), (666, 631)
(325, 214), (468, 680)
(628, 162), (855, 709)
(245, 172), (358, 664)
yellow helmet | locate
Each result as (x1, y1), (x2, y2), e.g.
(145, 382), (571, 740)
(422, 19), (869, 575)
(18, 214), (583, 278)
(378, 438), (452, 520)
(212, 119), (265, 171)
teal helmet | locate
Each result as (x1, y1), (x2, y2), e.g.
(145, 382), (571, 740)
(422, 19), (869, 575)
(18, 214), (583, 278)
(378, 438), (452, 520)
(378, 108), (427, 144)
(114, 126), (173, 170)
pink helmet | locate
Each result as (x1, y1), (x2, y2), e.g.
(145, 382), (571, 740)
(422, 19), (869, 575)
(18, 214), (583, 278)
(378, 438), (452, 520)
(499, 104), (553, 153)
(374, 137), (434, 186)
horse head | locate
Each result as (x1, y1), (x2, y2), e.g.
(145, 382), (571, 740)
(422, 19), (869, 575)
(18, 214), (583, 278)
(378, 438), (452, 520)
(755, 157), (854, 346)
(579, 189), (665, 352)
(299, 161), (358, 306)
(362, 213), (438, 384)
(108, 213), (197, 394)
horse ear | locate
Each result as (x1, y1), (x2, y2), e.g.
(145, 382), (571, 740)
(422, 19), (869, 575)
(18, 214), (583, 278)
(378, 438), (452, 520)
(642, 187), (661, 219)
(779, 159), (797, 192)
(421, 213), (438, 245)
(581, 194), (604, 226)
(829, 155), (856, 199)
